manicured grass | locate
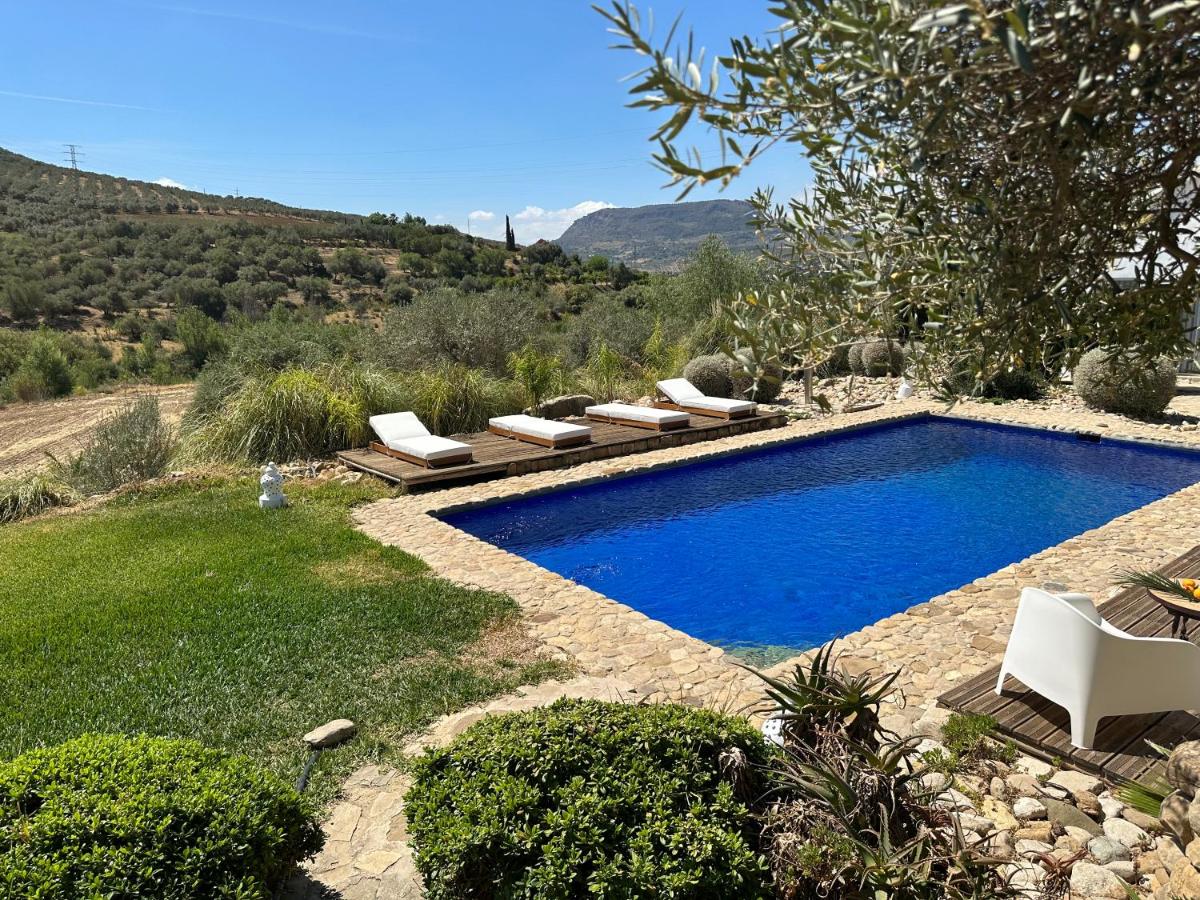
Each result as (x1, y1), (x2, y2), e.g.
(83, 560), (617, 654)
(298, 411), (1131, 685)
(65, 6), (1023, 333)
(0, 476), (560, 801)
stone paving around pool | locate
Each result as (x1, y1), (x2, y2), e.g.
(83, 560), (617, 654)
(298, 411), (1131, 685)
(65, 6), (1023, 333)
(297, 394), (1200, 899)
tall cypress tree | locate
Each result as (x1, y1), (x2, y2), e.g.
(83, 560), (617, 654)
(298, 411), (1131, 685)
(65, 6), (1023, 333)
(504, 215), (516, 252)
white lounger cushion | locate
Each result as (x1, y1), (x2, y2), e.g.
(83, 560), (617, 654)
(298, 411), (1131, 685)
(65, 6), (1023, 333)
(369, 412), (471, 461)
(586, 403), (690, 426)
(490, 414), (591, 442)
(658, 378), (757, 415)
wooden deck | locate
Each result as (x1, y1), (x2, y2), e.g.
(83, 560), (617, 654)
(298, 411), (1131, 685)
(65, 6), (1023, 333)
(338, 409), (788, 490)
(939, 545), (1200, 784)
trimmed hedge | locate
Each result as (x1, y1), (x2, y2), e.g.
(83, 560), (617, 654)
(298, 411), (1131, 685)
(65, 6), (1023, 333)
(405, 699), (773, 899)
(0, 734), (322, 899)
(1074, 348), (1176, 418)
(859, 340), (905, 377)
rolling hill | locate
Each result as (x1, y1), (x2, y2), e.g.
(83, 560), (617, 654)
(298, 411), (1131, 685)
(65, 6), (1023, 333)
(556, 199), (759, 271)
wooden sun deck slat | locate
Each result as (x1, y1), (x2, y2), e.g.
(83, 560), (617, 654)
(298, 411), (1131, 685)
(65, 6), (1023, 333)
(939, 545), (1200, 783)
(337, 409), (788, 491)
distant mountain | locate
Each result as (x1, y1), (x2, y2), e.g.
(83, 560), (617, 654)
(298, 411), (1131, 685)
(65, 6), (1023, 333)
(557, 199), (759, 271)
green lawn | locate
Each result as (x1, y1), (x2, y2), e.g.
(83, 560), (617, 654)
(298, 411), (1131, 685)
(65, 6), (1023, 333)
(0, 476), (560, 801)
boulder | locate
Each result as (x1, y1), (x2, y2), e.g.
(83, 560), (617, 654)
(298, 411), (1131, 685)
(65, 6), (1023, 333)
(1016, 755), (1053, 777)
(982, 796), (1019, 832)
(1006, 773), (1041, 797)
(1189, 795), (1200, 836)
(1170, 859), (1200, 897)
(1043, 797), (1103, 836)
(1162, 790), (1195, 848)
(1016, 838), (1053, 858)
(1087, 835), (1132, 865)
(989, 775), (1008, 800)
(1098, 795), (1125, 820)
(1075, 790), (1103, 820)
(533, 394), (595, 419)
(1016, 822), (1054, 843)
(1069, 861), (1129, 899)
(1122, 806), (1162, 833)
(1166, 740), (1200, 796)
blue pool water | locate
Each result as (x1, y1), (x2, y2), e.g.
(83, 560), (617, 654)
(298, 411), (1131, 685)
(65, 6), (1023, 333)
(442, 418), (1200, 659)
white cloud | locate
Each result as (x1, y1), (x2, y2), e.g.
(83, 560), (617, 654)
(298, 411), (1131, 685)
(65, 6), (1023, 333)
(153, 177), (189, 189)
(467, 210), (495, 221)
(512, 200), (615, 243)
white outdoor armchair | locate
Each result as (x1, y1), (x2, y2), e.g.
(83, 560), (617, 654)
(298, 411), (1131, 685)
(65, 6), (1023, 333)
(996, 587), (1200, 749)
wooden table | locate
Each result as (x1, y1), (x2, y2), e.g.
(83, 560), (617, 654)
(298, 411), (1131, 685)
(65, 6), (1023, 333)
(1149, 590), (1200, 639)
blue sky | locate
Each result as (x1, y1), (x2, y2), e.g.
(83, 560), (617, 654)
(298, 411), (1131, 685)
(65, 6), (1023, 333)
(0, 1), (807, 241)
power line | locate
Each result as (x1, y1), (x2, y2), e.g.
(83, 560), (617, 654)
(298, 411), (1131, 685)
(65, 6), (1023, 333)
(63, 143), (83, 170)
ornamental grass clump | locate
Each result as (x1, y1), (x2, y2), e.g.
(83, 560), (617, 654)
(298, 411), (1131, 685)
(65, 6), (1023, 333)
(185, 363), (406, 463)
(0, 733), (322, 899)
(0, 471), (75, 524)
(404, 363), (522, 435)
(1073, 348), (1176, 418)
(405, 699), (773, 899)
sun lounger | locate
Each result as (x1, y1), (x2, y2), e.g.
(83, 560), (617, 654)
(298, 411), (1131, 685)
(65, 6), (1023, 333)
(368, 412), (473, 468)
(585, 402), (690, 431)
(654, 378), (757, 420)
(488, 414), (592, 449)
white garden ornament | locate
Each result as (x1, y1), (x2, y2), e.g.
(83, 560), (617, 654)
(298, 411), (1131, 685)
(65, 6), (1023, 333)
(258, 462), (286, 509)
(896, 377), (914, 400)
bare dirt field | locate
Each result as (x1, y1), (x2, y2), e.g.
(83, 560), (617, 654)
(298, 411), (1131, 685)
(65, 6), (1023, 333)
(0, 384), (195, 476)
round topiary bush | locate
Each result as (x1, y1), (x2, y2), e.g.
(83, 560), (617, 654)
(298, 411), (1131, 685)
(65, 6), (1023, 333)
(847, 341), (868, 374)
(405, 699), (773, 899)
(730, 359), (785, 402)
(682, 353), (736, 398)
(987, 368), (1045, 401)
(0, 734), (323, 899)
(859, 340), (905, 377)
(815, 343), (851, 378)
(1073, 348), (1177, 418)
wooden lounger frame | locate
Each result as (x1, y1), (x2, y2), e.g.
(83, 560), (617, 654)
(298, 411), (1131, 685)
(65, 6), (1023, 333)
(487, 424), (592, 449)
(586, 410), (690, 432)
(653, 399), (756, 421)
(368, 441), (473, 469)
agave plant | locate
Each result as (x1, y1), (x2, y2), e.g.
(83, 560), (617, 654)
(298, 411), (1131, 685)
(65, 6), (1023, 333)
(753, 642), (901, 751)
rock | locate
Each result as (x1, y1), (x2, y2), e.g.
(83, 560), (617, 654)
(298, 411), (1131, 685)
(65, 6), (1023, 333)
(1169, 859), (1200, 897)
(1055, 833), (1084, 853)
(1016, 755), (1053, 777)
(919, 771), (949, 792)
(1050, 769), (1103, 797)
(1104, 860), (1136, 883)
(1166, 740), (1200, 796)
(989, 776), (1008, 800)
(1099, 795), (1125, 820)
(1122, 806), (1162, 833)
(982, 796), (1019, 832)
(1103, 816), (1150, 849)
(1013, 796), (1048, 820)
(1070, 861), (1130, 899)
(1163, 791), (1195, 848)
(1187, 837), (1200, 867)
(1016, 823), (1054, 843)
(533, 394), (596, 419)
(1044, 797), (1103, 836)
(302, 718), (357, 749)
(1157, 834), (1187, 871)
(1006, 773), (1041, 797)
(1036, 781), (1072, 802)
(935, 788), (976, 812)
(1003, 860), (1042, 892)
(1074, 790), (1101, 818)
(1016, 838), (1053, 858)
(983, 830), (1016, 860)
(1189, 795), (1200, 836)
(1064, 825), (1096, 846)
(956, 812), (996, 835)
(1088, 835), (1132, 865)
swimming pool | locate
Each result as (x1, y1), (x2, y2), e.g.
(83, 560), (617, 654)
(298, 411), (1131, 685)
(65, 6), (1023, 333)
(442, 417), (1200, 660)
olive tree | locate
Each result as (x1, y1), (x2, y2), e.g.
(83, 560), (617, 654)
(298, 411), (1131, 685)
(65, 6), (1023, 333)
(599, 0), (1200, 390)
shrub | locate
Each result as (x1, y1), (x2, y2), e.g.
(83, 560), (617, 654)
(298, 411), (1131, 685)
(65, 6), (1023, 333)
(859, 339), (905, 377)
(847, 341), (867, 374)
(0, 471), (75, 524)
(174, 306), (227, 370)
(730, 357), (785, 402)
(405, 699), (772, 899)
(1074, 348), (1177, 418)
(582, 341), (630, 403)
(815, 343), (851, 377)
(186, 364), (406, 463)
(987, 367), (1045, 401)
(405, 364), (522, 435)
(683, 353), (735, 398)
(10, 334), (73, 400)
(0, 733), (322, 899)
(49, 397), (177, 494)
